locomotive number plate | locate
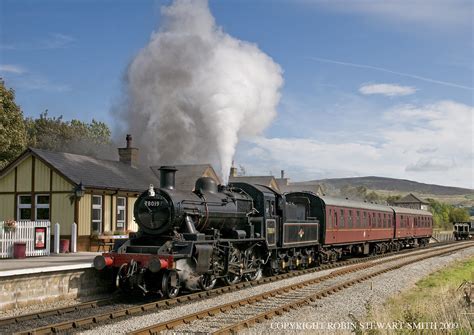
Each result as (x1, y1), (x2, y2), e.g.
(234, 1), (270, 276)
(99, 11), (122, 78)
(145, 200), (161, 207)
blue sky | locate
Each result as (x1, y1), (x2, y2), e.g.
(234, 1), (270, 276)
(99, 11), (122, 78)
(1, 0), (473, 188)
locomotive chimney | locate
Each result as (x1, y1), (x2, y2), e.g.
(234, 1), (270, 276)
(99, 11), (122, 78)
(281, 170), (285, 179)
(118, 134), (139, 167)
(159, 166), (178, 190)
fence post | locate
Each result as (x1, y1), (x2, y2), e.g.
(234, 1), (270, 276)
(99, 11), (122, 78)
(54, 223), (60, 254)
(71, 222), (77, 253)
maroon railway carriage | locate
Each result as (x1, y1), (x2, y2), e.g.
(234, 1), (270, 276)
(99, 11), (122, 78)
(322, 197), (394, 245)
(392, 206), (432, 245)
(285, 192), (433, 261)
(317, 196), (398, 257)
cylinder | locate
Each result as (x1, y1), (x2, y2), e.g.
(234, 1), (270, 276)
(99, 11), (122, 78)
(159, 166), (178, 190)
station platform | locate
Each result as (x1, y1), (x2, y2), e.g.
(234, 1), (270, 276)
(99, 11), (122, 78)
(0, 252), (114, 311)
(0, 252), (99, 277)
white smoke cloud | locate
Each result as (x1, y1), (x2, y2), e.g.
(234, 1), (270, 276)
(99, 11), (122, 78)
(121, 0), (283, 182)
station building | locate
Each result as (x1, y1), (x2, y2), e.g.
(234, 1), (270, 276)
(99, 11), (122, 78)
(0, 136), (220, 251)
(392, 193), (430, 211)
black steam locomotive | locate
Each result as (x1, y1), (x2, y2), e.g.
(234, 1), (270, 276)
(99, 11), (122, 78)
(94, 166), (432, 298)
(94, 166), (321, 297)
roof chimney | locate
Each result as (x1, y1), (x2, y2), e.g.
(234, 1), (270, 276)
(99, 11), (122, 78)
(229, 160), (237, 178)
(118, 134), (139, 167)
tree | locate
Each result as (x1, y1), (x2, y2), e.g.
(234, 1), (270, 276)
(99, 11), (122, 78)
(0, 79), (27, 169)
(25, 111), (112, 156)
(449, 207), (470, 222)
(386, 195), (401, 205)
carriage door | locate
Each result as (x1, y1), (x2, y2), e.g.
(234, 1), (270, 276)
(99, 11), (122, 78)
(329, 208), (336, 241)
(413, 216), (418, 237)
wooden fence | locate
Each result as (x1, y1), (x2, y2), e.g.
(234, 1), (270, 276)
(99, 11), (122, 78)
(432, 230), (454, 243)
(0, 221), (51, 258)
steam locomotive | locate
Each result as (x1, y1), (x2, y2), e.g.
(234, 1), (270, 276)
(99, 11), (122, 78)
(94, 166), (433, 298)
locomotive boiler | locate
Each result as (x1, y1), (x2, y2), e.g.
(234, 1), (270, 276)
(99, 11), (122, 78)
(134, 166), (254, 238)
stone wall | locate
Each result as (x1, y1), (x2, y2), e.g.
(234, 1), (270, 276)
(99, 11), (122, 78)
(0, 268), (114, 311)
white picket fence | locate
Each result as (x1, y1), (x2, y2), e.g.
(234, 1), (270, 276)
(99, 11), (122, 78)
(0, 220), (51, 258)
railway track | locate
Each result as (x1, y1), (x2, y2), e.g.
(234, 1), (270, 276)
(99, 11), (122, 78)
(5, 241), (469, 335)
(0, 298), (112, 328)
(130, 241), (474, 335)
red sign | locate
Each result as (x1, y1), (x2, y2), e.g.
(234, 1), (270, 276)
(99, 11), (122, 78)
(34, 227), (46, 249)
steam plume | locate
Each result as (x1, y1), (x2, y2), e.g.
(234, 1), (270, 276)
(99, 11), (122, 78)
(120, 0), (283, 182)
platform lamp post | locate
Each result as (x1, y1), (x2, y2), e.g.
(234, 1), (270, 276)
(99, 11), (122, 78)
(71, 182), (85, 253)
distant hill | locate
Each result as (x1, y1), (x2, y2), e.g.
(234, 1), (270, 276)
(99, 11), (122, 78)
(292, 176), (473, 196)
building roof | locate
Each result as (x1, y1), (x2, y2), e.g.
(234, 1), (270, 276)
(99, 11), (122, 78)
(393, 193), (429, 205)
(1, 147), (159, 192)
(150, 164), (220, 191)
(228, 176), (280, 192)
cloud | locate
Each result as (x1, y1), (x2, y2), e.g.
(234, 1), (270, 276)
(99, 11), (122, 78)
(1, 33), (75, 50)
(406, 158), (455, 172)
(38, 33), (75, 49)
(309, 57), (473, 91)
(0, 65), (70, 92)
(236, 100), (473, 188)
(0, 64), (26, 74)
(311, 0), (472, 28)
(359, 83), (416, 97)
(11, 77), (71, 92)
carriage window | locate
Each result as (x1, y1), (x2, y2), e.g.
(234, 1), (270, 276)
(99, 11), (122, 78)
(334, 211), (338, 227)
(377, 213), (381, 227)
(348, 210), (353, 228)
(363, 212), (367, 227)
(340, 209), (345, 228)
(400, 215), (404, 227)
(356, 211), (360, 227)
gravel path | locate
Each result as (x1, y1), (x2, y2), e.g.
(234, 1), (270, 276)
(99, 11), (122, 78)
(79, 244), (473, 334)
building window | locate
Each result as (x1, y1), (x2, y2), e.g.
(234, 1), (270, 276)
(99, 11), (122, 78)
(116, 197), (126, 230)
(36, 194), (50, 220)
(92, 195), (103, 233)
(18, 195), (32, 220)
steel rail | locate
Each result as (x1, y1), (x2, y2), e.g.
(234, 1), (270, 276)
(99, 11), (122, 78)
(129, 242), (473, 335)
(13, 240), (465, 335)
